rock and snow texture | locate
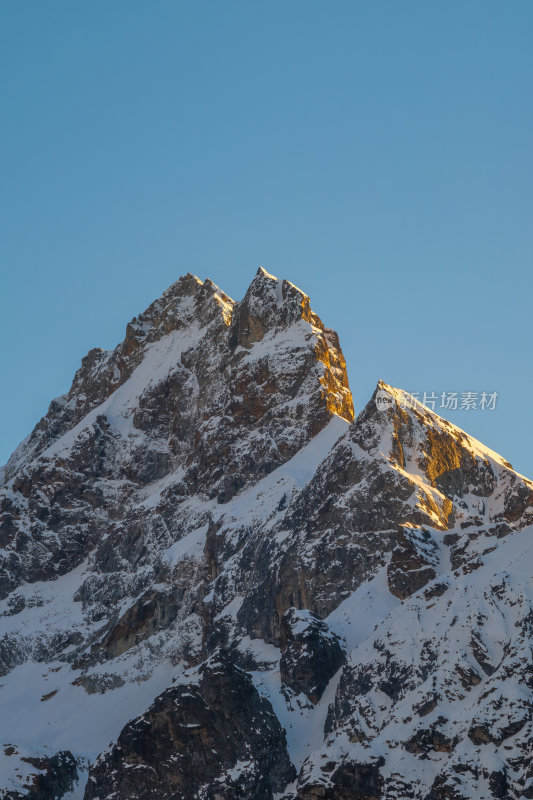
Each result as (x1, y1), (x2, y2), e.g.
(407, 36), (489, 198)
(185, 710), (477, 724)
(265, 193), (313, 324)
(0, 269), (532, 799)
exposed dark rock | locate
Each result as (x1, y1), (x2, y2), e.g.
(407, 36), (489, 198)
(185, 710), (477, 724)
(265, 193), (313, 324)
(387, 526), (438, 599)
(96, 588), (182, 659)
(424, 774), (470, 800)
(279, 608), (345, 702)
(83, 653), (296, 800)
(71, 672), (126, 694)
(3, 751), (78, 800)
(404, 721), (457, 754)
(489, 769), (509, 799)
(468, 716), (527, 746)
(414, 691), (441, 717)
(297, 757), (385, 799)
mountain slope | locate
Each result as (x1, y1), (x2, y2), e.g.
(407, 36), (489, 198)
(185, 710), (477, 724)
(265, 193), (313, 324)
(0, 270), (531, 800)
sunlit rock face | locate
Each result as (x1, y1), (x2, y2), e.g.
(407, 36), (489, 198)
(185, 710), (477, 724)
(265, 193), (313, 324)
(1, 270), (532, 800)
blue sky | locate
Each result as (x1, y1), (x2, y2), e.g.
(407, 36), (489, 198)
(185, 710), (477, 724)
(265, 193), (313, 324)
(1, 1), (532, 475)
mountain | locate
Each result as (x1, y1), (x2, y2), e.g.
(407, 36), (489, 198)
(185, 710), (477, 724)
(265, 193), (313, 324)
(1, 268), (532, 800)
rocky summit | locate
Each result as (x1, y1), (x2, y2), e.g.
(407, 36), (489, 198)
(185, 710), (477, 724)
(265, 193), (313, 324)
(0, 268), (532, 800)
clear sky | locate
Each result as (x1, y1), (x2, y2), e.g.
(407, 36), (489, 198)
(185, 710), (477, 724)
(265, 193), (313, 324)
(1, 1), (532, 476)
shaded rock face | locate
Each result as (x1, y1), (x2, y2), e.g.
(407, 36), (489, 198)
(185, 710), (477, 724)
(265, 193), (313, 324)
(2, 751), (78, 800)
(404, 720), (458, 754)
(1, 270), (533, 800)
(83, 654), (296, 800)
(95, 588), (183, 660)
(296, 758), (385, 800)
(280, 608), (346, 703)
(387, 526), (438, 599)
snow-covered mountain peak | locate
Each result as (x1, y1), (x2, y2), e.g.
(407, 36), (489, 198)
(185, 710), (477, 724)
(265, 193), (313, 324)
(1, 275), (532, 800)
(336, 379), (533, 535)
(0, 270), (354, 597)
(370, 380), (518, 472)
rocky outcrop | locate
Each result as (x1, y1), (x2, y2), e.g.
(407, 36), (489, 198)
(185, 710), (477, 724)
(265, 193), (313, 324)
(387, 525), (438, 599)
(296, 757), (385, 800)
(83, 653), (295, 800)
(280, 608), (346, 703)
(2, 750), (78, 800)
